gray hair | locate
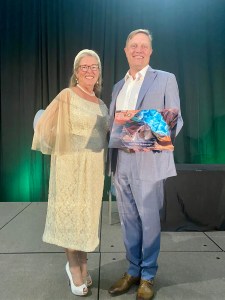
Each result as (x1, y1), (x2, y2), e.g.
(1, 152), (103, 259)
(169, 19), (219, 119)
(69, 49), (102, 96)
(125, 29), (152, 47)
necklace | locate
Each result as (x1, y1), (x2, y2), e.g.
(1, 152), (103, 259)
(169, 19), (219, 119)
(77, 84), (95, 97)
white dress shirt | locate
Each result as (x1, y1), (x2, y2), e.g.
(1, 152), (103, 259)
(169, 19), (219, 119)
(116, 65), (149, 111)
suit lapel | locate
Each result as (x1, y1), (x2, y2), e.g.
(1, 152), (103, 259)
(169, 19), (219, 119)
(110, 68), (157, 126)
(110, 79), (125, 129)
(135, 67), (157, 109)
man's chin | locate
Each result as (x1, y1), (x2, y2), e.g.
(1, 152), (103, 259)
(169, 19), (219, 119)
(133, 64), (145, 71)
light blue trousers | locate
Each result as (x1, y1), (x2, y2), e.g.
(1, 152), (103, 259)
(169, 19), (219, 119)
(114, 150), (164, 280)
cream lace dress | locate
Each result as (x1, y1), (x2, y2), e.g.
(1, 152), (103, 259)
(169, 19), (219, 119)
(33, 88), (108, 252)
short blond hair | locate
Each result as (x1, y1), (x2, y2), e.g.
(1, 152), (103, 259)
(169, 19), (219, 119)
(125, 29), (152, 47)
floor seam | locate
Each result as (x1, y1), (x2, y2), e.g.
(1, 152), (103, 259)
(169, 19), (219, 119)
(0, 202), (32, 230)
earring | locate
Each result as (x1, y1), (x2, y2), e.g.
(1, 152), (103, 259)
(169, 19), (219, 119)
(76, 77), (79, 84)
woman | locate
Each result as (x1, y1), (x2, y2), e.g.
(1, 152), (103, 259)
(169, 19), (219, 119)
(32, 49), (108, 296)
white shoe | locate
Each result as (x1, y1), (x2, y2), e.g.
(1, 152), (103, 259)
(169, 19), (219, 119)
(84, 273), (92, 287)
(65, 262), (88, 296)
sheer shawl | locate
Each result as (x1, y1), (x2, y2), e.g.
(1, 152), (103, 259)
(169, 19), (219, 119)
(32, 89), (73, 155)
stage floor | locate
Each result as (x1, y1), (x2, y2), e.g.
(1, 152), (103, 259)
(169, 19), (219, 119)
(0, 202), (225, 300)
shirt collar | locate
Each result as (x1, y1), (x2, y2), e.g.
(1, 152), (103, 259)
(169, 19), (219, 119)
(125, 65), (149, 81)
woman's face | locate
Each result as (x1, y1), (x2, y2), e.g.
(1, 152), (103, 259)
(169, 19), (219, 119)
(76, 56), (100, 89)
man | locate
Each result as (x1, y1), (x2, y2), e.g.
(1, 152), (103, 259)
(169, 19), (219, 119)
(108, 29), (183, 300)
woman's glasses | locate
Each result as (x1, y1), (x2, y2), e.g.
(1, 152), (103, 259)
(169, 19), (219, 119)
(79, 64), (99, 72)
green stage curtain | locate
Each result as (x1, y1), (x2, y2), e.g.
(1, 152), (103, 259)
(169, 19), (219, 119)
(1, 0), (225, 201)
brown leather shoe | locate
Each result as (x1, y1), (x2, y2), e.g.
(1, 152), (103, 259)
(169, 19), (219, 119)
(136, 279), (154, 300)
(108, 272), (140, 295)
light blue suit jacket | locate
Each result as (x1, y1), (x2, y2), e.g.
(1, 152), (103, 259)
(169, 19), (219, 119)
(108, 66), (183, 182)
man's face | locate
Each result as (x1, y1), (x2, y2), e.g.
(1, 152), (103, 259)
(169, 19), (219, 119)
(124, 33), (152, 72)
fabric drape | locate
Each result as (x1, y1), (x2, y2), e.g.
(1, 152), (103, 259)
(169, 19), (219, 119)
(1, 0), (225, 202)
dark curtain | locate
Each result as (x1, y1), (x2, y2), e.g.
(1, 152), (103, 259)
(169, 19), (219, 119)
(1, 0), (225, 202)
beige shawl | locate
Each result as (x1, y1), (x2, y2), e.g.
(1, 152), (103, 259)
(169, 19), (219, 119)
(32, 89), (73, 155)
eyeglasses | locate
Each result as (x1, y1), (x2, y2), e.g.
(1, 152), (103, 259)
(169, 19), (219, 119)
(79, 64), (99, 72)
